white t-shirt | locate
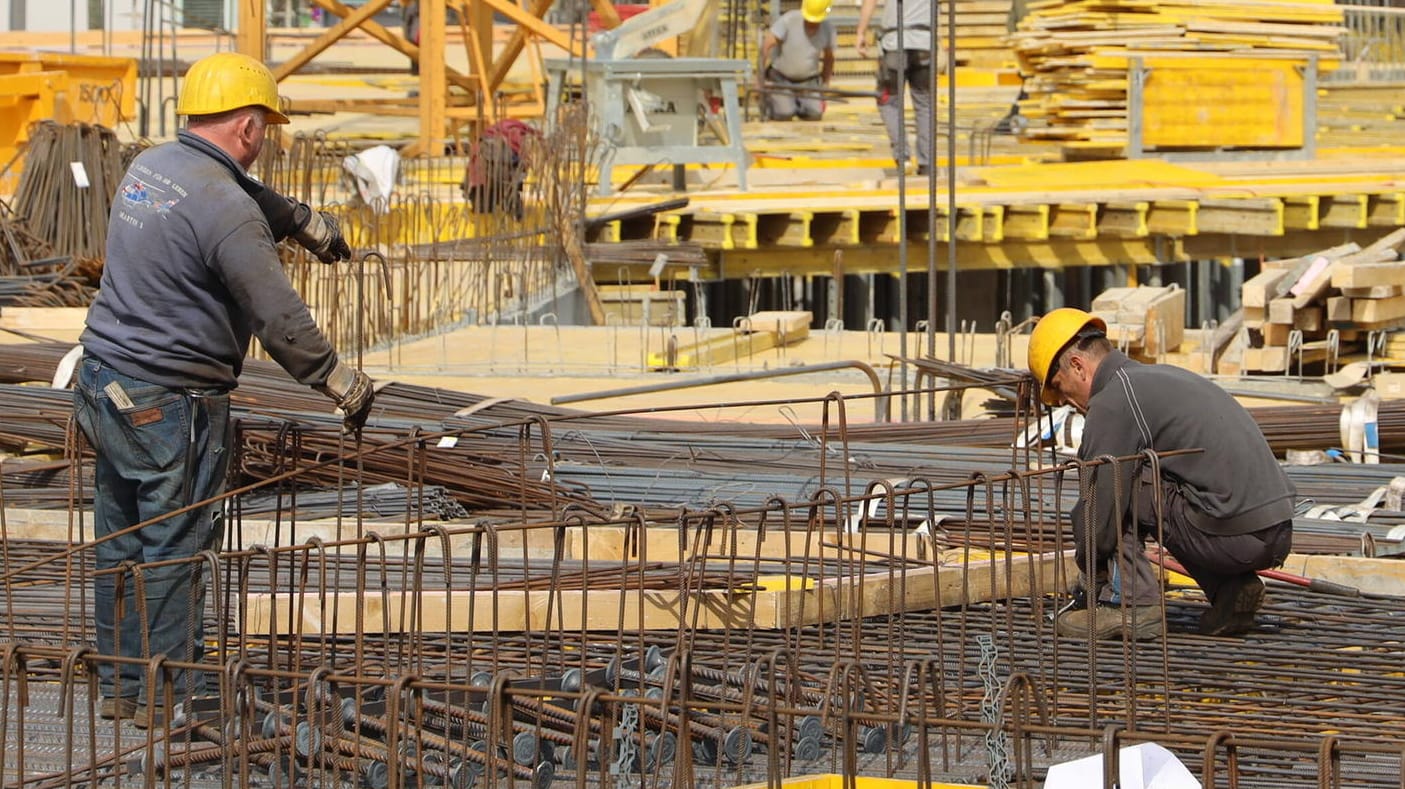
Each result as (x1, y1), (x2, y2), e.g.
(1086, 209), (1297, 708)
(768, 9), (836, 81)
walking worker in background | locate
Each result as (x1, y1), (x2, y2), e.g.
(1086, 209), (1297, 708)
(1027, 308), (1296, 641)
(73, 51), (376, 728)
(757, 0), (836, 121)
(855, 0), (937, 174)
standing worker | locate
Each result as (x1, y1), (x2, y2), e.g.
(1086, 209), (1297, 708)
(73, 52), (375, 727)
(757, 0), (837, 121)
(855, 0), (937, 174)
(1027, 308), (1295, 641)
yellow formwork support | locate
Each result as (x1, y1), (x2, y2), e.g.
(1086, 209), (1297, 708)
(1003, 204), (1051, 241)
(1321, 193), (1370, 229)
(1283, 195), (1322, 231)
(1196, 197), (1285, 236)
(1369, 193), (1405, 228)
(1050, 203), (1099, 239)
(1147, 200), (1200, 236)
(1100, 201), (1151, 238)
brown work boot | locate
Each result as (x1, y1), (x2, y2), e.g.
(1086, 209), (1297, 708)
(1056, 604), (1163, 641)
(1199, 575), (1265, 636)
(99, 697), (138, 720)
(132, 701), (175, 729)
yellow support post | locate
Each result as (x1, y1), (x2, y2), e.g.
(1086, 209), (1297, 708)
(238, 0), (266, 61)
(418, 0), (448, 153)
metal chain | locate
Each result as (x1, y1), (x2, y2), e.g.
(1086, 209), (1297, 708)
(978, 635), (1012, 789)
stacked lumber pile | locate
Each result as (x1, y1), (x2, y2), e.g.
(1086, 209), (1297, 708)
(1090, 284), (1185, 360)
(1236, 228), (1405, 374)
(1009, 0), (1343, 156)
(828, 0), (1018, 75)
(946, 0), (1020, 68)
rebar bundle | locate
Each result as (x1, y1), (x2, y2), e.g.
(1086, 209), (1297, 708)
(12, 121), (129, 261)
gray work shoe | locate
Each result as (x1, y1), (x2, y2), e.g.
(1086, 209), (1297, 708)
(1199, 575), (1265, 636)
(1056, 604), (1164, 641)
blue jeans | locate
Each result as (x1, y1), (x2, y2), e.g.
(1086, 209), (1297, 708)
(73, 355), (232, 701)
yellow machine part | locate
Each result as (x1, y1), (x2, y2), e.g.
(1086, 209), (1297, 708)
(0, 52), (136, 191)
(731, 774), (986, 789)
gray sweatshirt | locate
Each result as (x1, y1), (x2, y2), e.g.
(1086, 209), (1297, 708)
(1070, 351), (1295, 567)
(80, 131), (339, 391)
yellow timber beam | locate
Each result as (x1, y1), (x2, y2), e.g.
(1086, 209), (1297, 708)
(274, 0), (397, 81)
(237, 0), (265, 59)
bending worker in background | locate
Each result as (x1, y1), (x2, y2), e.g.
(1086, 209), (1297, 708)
(1028, 308), (1296, 641)
(757, 0), (836, 121)
(73, 52), (376, 728)
(855, 0), (936, 174)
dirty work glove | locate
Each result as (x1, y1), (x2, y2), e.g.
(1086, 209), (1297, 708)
(293, 210), (352, 264)
(316, 363), (376, 433)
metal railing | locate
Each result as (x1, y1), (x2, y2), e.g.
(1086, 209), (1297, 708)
(1329, 2), (1405, 82)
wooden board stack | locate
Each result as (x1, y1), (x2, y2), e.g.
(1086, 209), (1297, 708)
(1009, 0), (1344, 157)
(1237, 227), (1405, 374)
(1091, 284), (1186, 360)
(829, 0), (1018, 75)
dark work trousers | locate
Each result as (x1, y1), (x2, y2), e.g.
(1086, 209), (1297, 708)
(73, 355), (232, 702)
(1097, 467), (1293, 606)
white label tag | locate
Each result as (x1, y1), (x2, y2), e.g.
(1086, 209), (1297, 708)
(70, 162), (90, 189)
(436, 436), (458, 448)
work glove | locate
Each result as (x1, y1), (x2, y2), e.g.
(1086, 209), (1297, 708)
(316, 362), (376, 434)
(293, 210), (352, 264)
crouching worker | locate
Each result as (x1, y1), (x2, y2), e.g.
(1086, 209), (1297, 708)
(463, 119), (539, 219)
(1027, 308), (1296, 641)
(757, 0), (836, 121)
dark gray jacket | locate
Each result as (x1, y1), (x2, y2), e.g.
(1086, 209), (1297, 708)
(81, 131), (339, 391)
(1071, 351), (1295, 565)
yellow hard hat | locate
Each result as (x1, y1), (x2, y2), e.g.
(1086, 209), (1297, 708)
(801, 0), (831, 23)
(177, 52), (290, 124)
(1027, 307), (1107, 405)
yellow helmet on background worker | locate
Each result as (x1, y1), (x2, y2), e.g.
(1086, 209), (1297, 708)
(1027, 307), (1108, 405)
(177, 52), (290, 124)
(801, 0), (831, 23)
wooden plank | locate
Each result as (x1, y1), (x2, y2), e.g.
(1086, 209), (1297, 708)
(1281, 554), (1405, 598)
(1268, 296), (1295, 325)
(1144, 286), (1185, 356)
(1288, 255), (1339, 309)
(1352, 294), (1405, 325)
(1243, 342), (1329, 373)
(243, 551), (1076, 635)
(746, 311), (813, 339)
(566, 526), (931, 563)
(1332, 261), (1405, 289)
(1243, 305), (1267, 328)
(1327, 296), (1352, 323)
(1242, 269), (1290, 308)
(0, 307), (88, 345)
(1341, 285), (1403, 299)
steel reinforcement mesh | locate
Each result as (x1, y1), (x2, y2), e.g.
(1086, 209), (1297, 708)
(2, 412), (1405, 787)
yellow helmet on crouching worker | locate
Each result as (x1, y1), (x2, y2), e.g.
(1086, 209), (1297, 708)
(802, 0), (831, 23)
(1027, 307), (1108, 406)
(177, 52), (290, 124)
